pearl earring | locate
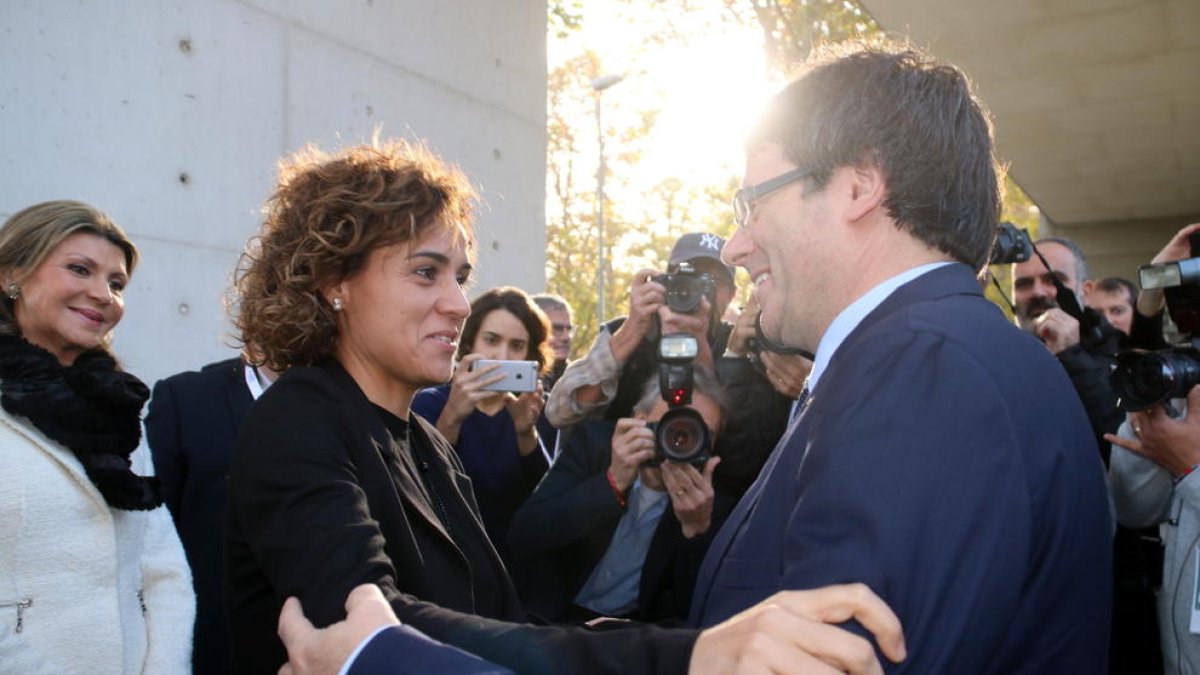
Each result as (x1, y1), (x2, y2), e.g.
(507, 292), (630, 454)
(332, 297), (343, 312)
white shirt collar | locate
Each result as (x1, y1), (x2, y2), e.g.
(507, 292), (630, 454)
(807, 262), (952, 393)
(243, 364), (274, 400)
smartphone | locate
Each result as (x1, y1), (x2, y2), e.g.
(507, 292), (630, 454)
(472, 359), (538, 393)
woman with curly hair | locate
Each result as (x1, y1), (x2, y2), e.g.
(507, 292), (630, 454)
(411, 286), (554, 567)
(0, 200), (194, 673)
(224, 141), (525, 673)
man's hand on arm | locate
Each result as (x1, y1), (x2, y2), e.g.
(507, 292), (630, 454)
(1106, 385), (1200, 477)
(688, 584), (906, 675)
(277, 584), (399, 675)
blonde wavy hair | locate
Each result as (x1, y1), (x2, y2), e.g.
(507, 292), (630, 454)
(0, 200), (138, 346)
(233, 140), (476, 370)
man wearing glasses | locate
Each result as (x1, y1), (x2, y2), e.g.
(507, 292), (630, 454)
(705, 44), (1112, 671)
(531, 293), (576, 391)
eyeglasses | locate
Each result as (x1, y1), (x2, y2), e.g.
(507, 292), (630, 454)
(551, 323), (575, 336)
(732, 167), (813, 229)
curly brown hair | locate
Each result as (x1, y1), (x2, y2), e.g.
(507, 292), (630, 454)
(233, 140), (476, 370)
(457, 286), (554, 376)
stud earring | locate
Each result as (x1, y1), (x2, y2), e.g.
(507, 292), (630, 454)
(6, 282), (19, 300)
(332, 297), (343, 312)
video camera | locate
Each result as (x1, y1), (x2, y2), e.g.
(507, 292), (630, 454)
(646, 333), (712, 466)
(652, 261), (716, 315)
(1112, 231), (1200, 411)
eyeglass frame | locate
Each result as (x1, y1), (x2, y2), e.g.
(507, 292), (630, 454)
(732, 167), (814, 229)
(550, 322), (575, 336)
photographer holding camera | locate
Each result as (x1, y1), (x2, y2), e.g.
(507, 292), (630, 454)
(545, 232), (737, 427)
(1107, 222), (1200, 675)
(510, 358), (729, 624)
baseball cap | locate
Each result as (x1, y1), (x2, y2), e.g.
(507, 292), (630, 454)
(668, 232), (736, 286)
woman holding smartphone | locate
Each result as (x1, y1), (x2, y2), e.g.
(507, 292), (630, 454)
(411, 286), (553, 566)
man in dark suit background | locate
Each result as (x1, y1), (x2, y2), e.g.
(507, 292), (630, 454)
(145, 356), (276, 675)
(275, 43), (1110, 674)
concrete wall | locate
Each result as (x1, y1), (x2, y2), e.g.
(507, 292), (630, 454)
(1044, 214), (1200, 283)
(0, 0), (547, 385)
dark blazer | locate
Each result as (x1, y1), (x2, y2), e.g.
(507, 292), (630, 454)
(145, 356), (252, 675)
(509, 419), (723, 623)
(349, 624), (515, 675)
(689, 264), (1114, 672)
(225, 362), (523, 674)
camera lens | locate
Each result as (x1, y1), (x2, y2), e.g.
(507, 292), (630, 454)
(653, 407), (711, 465)
(1112, 349), (1200, 411)
(666, 281), (702, 314)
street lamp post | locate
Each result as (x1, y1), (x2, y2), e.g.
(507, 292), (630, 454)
(591, 73), (624, 325)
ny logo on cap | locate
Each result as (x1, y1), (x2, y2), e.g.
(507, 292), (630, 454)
(700, 234), (722, 251)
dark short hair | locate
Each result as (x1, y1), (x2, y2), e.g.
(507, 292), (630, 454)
(748, 42), (1001, 269)
(1095, 276), (1137, 304)
(458, 286), (554, 375)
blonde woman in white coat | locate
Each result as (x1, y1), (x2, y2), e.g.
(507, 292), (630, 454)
(0, 201), (193, 673)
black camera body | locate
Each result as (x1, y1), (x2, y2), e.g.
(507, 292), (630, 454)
(1112, 231), (1200, 411)
(990, 221), (1033, 265)
(649, 333), (712, 466)
(653, 261), (716, 315)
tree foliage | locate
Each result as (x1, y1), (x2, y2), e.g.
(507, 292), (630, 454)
(544, 0), (1043, 351)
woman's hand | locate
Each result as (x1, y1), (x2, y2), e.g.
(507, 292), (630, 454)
(662, 456), (720, 538)
(506, 381), (544, 456)
(436, 354), (505, 443)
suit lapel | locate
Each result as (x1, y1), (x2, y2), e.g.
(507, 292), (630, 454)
(689, 410), (811, 626)
(691, 265), (979, 626)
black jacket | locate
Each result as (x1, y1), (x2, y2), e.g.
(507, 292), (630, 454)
(145, 357), (252, 675)
(225, 361), (522, 674)
(508, 420), (729, 623)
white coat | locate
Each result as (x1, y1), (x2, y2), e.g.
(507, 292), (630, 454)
(0, 405), (194, 674)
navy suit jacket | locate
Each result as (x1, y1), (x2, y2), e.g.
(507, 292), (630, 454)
(689, 264), (1113, 672)
(349, 625), (515, 675)
(145, 357), (253, 675)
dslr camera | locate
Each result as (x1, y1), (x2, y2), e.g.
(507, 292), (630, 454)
(652, 261), (716, 315)
(645, 332), (712, 466)
(1112, 231), (1200, 411)
(989, 221), (1033, 265)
